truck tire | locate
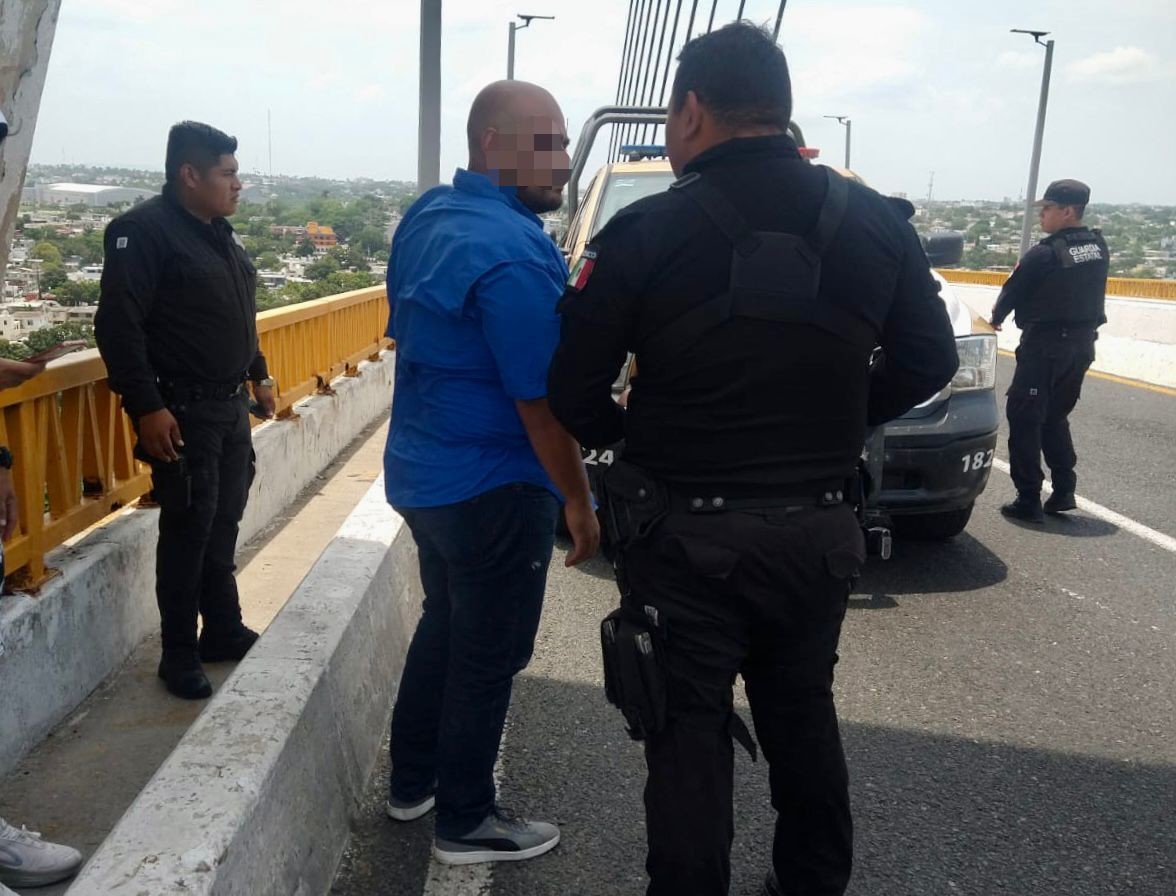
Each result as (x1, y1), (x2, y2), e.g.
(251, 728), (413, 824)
(893, 503), (974, 540)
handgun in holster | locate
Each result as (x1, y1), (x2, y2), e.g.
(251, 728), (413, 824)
(135, 445), (193, 511)
(600, 605), (667, 741)
(599, 460), (668, 549)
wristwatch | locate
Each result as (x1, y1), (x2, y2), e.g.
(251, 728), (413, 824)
(252, 377), (276, 388)
(0, 446), (13, 470)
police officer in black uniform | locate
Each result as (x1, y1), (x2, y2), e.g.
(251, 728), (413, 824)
(548, 24), (958, 896)
(989, 179), (1108, 523)
(95, 122), (276, 700)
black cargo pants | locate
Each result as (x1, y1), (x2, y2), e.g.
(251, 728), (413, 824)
(1006, 332), (1096, 498)
(142, 394), (255, 651)
(619, 502), (865, 896)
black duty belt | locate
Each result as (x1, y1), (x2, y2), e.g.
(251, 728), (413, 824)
(666, 481), (848, 515)
(1023, 323), (1098, 340)
(159, 378), (246, 403)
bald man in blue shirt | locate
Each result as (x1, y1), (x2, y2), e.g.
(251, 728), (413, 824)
(382, 81), (598, 866)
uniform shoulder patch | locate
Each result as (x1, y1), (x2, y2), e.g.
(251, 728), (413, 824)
(116, 236), (129, 249)
(566, 249), (597, 292)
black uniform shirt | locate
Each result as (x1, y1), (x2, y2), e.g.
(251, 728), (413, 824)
(548, 135), (958, 494)
(95, 186), (268, 418)
(991, 226), (1109, 331)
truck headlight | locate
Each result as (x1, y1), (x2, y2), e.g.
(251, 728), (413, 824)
(952, 334), (997, 391)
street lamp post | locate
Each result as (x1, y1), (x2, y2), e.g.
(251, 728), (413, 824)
(507, 14), (554, 80)
(1012, 28), (1055, 257)
(418, 0), (442, 192)
(823, 115), (851, 169)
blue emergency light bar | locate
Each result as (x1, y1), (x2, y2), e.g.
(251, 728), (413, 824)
(619, 144), (667, 161)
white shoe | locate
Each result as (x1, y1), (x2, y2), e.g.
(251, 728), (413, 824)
(0, 817), (83, 888)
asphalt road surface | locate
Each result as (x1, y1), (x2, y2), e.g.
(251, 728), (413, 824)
(333, 358), (1175, 896)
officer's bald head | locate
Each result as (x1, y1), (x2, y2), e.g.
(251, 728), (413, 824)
(467, 80), (570, 214)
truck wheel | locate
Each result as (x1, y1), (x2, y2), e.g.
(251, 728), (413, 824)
(893, 503), (974, 540)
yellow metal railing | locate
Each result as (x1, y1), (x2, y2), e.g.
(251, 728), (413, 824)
(1, 286), (391, 589)
(938, 269), (1176, 301)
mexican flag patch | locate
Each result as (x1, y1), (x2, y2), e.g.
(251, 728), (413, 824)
(567, 249), (598, 292)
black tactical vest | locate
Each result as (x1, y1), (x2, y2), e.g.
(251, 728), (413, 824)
(639, 167), (876, 364)
(1018, 227), (1109, 328)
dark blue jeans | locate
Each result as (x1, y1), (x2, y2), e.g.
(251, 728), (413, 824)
(390, 482), (559, 838)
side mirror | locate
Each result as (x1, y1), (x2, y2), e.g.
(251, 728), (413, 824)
(922, 230), (964, 267)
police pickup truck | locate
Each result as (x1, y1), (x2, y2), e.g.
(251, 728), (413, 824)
(561, 107), (998, 541)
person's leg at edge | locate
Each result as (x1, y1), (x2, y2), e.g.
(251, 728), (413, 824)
(745, 600), (852, 894)
(622, 527), (747, 896)
(198, 403), (253, 640)
(388, 512), (453, 805)
(431, 484), (558, 839)
(1042, 340), (1094, 499)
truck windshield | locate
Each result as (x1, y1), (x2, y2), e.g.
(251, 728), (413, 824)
(592, 170), (677, 237)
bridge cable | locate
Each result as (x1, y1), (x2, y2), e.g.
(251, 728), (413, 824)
(648, 0), (686, 145)
(610, 0), (641, 160)
(706, 0), (719, 33)
(640, 0), (676, 144)
(772, 0), (788, 41)
(622, 0), (658, 150)
(630, 0), (667, 148)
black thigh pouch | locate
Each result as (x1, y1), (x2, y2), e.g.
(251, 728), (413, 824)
(600, 605), (667, 741)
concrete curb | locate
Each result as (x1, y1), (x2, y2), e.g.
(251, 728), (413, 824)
(0, 352), (395, 777)
(66, 476), (420, 895)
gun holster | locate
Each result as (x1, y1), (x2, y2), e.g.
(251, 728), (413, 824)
(600, 605), (667, 741)
(600, 460), (668, 549)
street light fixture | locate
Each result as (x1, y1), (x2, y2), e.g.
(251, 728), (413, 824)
(508, 14), (555, 80)
(823, 115), (852, 169)
(1011, 28), (1055, 257)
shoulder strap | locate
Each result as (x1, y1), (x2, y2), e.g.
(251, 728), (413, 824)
(670, 166), (848, 256)
(669, 172), (761, 257)
(809, 167), (848, 253)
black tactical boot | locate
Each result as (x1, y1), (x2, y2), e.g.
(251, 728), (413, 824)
(198, 624), (260, 663)
(1000, 493), (1044, 523)
(158, 648), (213, 700)
(1044, 491), (1077, 514)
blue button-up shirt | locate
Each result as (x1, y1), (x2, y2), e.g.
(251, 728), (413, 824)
(384, 169), (569, 508)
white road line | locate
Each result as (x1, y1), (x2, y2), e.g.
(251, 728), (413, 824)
(420, 721), (511, 896)
(992, 458), (1176, 555)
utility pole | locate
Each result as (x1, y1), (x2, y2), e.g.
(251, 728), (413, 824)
(418, 0), (442, 191)
(823, 115), (851, 169)
(1012, 28), (1055, 257)
(507, 14), (555, 80)
(1, 1), (63, 281)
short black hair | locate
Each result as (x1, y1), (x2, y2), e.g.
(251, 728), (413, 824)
(165, 121), (237, 184)
(670, 22), (792, 130)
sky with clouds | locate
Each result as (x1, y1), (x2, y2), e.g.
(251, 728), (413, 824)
(28, 0), (1176, 204)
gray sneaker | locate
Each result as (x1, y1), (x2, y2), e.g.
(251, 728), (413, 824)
(433, 807), (560, 865)
(385, 792), (436, 822)
(0, 817), (83, 888)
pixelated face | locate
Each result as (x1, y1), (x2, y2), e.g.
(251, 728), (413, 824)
(184, 153), (241, 219)
(485, 114), (570, 213)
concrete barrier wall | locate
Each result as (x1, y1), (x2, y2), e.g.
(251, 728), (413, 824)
(66, 478), (420, 896)
(0, 352), (395, 777)
(952, 284), (1176, 389)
